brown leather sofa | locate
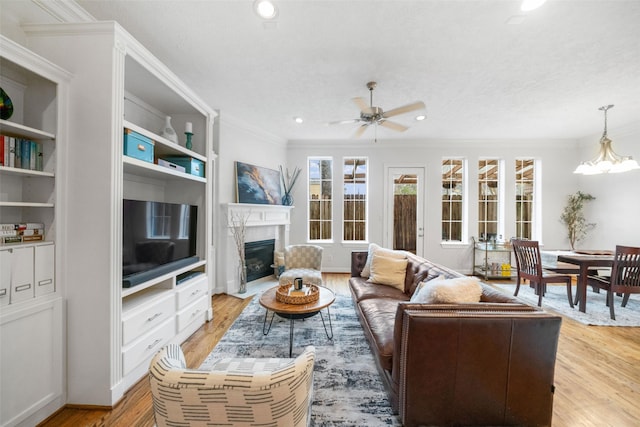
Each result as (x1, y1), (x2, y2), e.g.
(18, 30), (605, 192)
(350, 251), (562, 427)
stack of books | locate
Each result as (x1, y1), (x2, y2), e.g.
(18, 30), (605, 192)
(0, 135), (44, 171)
(1, 223), (45, 245)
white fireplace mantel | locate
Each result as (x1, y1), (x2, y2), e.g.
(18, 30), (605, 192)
(226, 203), (294, 227)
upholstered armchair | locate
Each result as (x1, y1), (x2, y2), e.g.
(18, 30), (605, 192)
(149, 344), (316, 427)
(279, 244), (323, 286)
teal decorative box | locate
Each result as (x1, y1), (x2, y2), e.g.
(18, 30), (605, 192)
(123, 129), (154, 163)
(163, 156), (205, 177)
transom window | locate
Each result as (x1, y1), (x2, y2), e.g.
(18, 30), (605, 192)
(308, 157), (333, 241)
(515, 159), (535, 239)
(343, 157), (367, 242)
(441, 158), (464, 242)
(478, 159), (500, 242)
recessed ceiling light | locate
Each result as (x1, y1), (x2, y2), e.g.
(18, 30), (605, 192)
(294, 117), (303, 124)
(254, 0), (278, 20)
(415, 115), (426, 121)
(521, 0), (547, 12)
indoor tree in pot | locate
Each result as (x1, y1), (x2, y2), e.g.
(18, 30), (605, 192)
(560, 191), (596, 250)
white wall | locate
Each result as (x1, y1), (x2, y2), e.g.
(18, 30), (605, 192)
(286, 137), (584, 274)
(214, 114), (287, 293)
(576, 121), (640, 249)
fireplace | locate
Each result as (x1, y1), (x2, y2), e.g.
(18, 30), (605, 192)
(245, 239), (275, 282)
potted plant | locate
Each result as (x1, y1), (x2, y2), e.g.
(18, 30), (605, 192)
(280, 165), (301, 206)
(560, 191), (596, 250)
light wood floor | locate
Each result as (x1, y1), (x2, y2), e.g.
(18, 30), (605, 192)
(41, 273), (640, 426)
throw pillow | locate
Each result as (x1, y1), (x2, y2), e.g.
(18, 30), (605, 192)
(361, 243), (406, 278)
(367, 252), (408, 291)
(412, 276), (483, 304)
(410, 274), (446, 302)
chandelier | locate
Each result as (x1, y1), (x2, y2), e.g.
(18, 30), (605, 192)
(574, 105), (640, 175)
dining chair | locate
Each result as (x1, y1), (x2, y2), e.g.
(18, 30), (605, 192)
(511, 239), (574, 307)
(587, 245), (640, 320)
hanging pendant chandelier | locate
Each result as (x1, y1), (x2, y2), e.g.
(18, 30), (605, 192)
(574, 105), (640, 175)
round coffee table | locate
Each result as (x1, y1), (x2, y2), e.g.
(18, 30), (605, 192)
(259, 285), (335, 357)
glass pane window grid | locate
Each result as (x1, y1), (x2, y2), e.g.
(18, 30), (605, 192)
(442, 158), (464, 241)
(478, 159), (499, 242)
(148, 202), (170, 238)
(308, 157), (333, 241)
(343, 157), (367, 242)
(515, 159), (535, 239)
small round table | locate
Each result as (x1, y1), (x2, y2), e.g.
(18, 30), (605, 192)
(259, 285), (335, 357)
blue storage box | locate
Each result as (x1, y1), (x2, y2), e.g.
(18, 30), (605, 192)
(163, 156), (205, 177)
(123, 129), (154, 163)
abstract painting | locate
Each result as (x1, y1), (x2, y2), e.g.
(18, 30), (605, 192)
(235, 161), (282, 205)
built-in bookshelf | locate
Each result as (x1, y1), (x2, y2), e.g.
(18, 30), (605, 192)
(24, 21), (217, 407)
(0, 34), (69, 427)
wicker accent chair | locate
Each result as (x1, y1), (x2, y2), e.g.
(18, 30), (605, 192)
(587, 245), (640, 320)
(279, 244), (323, 286)
(512, 239), (574, 308)
(149, 344), (316, 427)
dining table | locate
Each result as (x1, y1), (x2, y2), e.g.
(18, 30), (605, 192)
(557, 252), (614, 313)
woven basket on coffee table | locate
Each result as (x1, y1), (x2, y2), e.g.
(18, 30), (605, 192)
(275, 284), (319, 304)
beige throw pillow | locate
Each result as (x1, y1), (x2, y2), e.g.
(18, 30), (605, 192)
(361, 243), (406, 278)
(412, 276), (483, 304)
(367, 253), (408, 291)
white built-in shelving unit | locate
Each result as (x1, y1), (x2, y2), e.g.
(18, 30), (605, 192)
(24, 21), (217, 407)
(0, 35), (69, 427)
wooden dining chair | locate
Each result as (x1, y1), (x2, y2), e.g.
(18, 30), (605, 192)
(587, 245), (640, 320)
(511, 239), (574, 308)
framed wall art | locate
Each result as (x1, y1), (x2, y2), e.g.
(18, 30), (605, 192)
(235, 161), (282, 205)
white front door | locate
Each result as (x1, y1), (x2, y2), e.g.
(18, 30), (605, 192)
(385, 166), (425, 256)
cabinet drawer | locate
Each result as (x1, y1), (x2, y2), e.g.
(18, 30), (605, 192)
(122, 293), (175, 345)
(10, 247), (35, 304)
(35, 244), (55, 297)
(0, 250), (10, 307)
(122, 317), (174, 375)
(176, 275), (207, 310)
(177, 296), (208, 332)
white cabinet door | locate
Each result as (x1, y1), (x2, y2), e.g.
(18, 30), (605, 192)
(35, 244), (55, 297)
(0, 250), (10, 306)
(10, 247), (34, 304)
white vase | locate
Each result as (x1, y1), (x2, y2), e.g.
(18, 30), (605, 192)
(160, 115), (178, 143)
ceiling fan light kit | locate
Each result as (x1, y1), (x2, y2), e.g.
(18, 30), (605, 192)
(330, 81), (426, 141)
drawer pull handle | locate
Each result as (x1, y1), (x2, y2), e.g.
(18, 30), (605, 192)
(0, 289), (6, 297)
(15, 283), (32, 292)
(137, 144), (146, 151)
(147, 339), (161, 350)
(190, 289), (201, 297)
(191, 309), (201, 318)
(38, 279), (53, 286)
(147, 312), (162, 322)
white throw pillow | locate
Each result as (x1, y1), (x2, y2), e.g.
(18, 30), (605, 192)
(367, 253), (408, 291)
(412, 276), (483, 304)
(361, 243), (406, 278)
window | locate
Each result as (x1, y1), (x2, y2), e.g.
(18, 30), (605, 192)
(478, 159), (500, 242)
(308, 157), (333, 241)
(515, 159), (535, 239)
(441, 158), (464, 241)
(343, 157), (367, 242)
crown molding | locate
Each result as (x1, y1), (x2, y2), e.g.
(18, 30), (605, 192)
(219, 113), (287, 148)
(32, 0), (96, 23)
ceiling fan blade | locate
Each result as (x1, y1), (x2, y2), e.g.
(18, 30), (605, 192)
(379, 120), (409, 132)
(382, 101), (426, 118)
(352, 124), (369, 138)
(327, 119), (360, 125)
(353, 97), (373, 115)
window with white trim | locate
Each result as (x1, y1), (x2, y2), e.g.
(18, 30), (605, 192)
(441, 158), (464, 242)
(478, 159), (500, 242)
(343, 157), (367, 242)
(515, 159), (535, 239)
(308, 157), (333, 241)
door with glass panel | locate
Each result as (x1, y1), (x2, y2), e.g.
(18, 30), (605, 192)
(385, 167), (424, 256)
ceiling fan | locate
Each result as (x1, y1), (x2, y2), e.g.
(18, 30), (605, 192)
(329, 81), (426, 139)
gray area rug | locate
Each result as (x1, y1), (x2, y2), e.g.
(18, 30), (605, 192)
(493, 283), (640, 326)
(200, 292), (402, 426)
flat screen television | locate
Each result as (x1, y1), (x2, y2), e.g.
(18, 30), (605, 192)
(122, 199), (198, 288)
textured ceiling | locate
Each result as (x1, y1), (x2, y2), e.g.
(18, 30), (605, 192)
(11, 1), (640, 141)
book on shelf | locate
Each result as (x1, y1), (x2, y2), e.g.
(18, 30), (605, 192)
(2, 235), (23, 245)
(1, 135), (4, 166)
(0, 134), (43, 171)
(22, 235), (44, 242)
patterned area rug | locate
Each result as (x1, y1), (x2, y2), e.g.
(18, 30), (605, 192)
(493, 283), (640, 326)
(200, 293), (402, 426)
